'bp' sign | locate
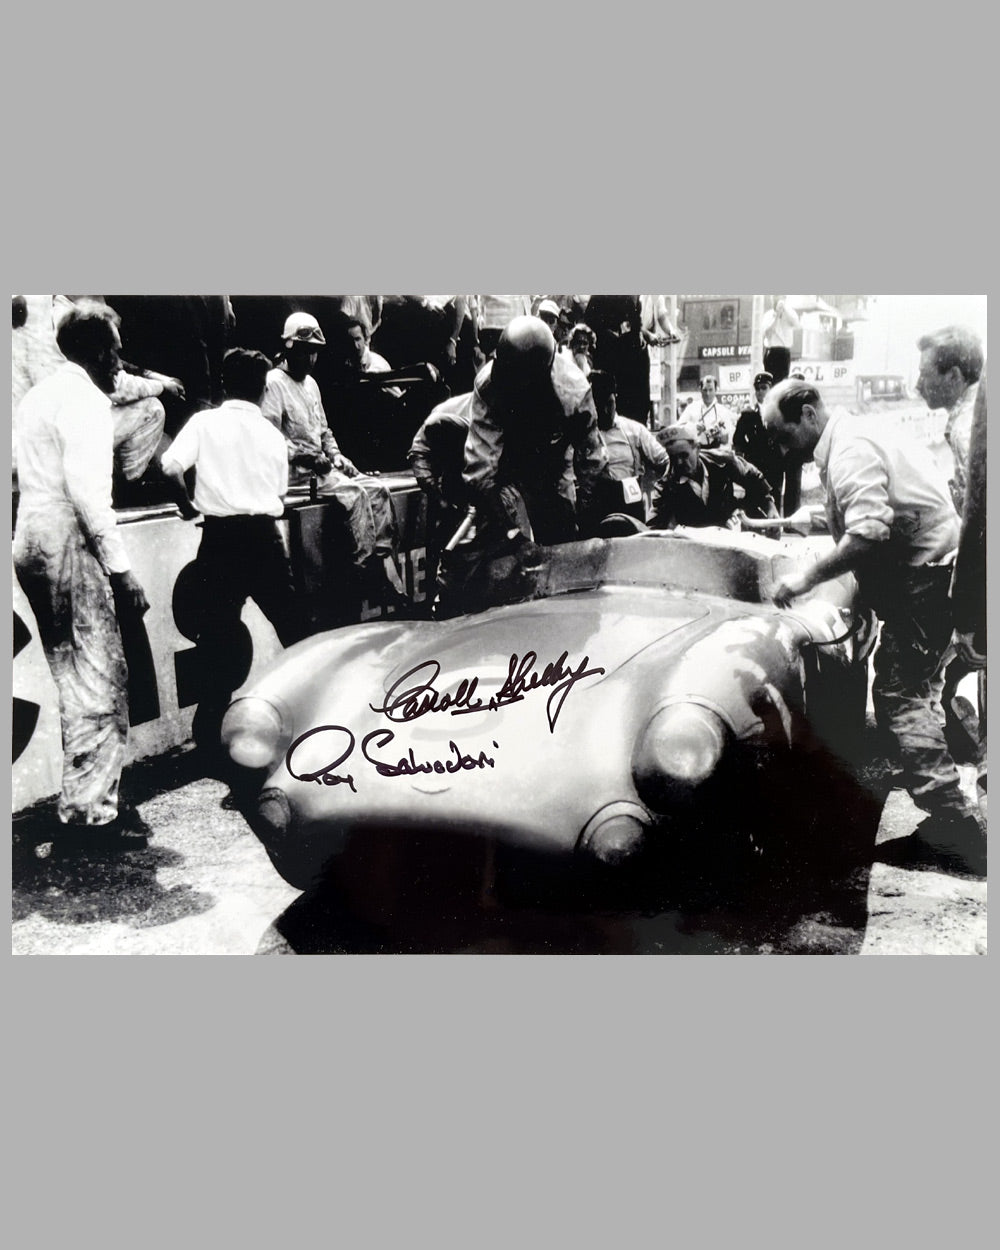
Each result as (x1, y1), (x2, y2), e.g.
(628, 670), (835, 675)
(794, 361), (855, 385)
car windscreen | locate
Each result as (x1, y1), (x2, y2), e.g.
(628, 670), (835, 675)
(454, 531), (792, 614)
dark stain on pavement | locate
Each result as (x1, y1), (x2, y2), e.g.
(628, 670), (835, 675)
(12, 841), (215, 931)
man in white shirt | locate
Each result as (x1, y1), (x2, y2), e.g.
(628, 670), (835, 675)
(13, 301), (151, 853)
(914, 325), (986, 795)
(477, 295), (532, 357)
(161, 348), (304, 763)
(588, 370), (667, 526)
(915, 324), (983, 515)
(761, 297), (800, 383)
(764, 377), (983, 878)
(12, 294), (187, 497)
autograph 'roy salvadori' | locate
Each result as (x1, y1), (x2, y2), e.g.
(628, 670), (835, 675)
(370, 648), (606, 735)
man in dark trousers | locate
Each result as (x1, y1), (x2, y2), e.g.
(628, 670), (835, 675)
(585, 294), (651, 423)
(161, 348), (305, 767)
(733, 370), (784, 508)
(948, 369), (987, 819)
(407, 392), (474, 593)
(761, 297), (800, 383)
(649, 423), (778, 530)
(763, 377), (984, 879)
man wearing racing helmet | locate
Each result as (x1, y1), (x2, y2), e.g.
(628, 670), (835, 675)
(463, 315), (609, 549)
(426, 316), (607, 616)
(261, 311), (400, 591)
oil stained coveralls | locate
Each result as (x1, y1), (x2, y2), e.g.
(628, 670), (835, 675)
(14, 363), (131, 826)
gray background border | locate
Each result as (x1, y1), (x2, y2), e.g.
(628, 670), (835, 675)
(7, 3), (992, 1244)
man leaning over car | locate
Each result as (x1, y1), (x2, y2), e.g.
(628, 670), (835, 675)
(763, 377), (985, 880)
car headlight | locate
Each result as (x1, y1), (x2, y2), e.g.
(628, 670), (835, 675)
(578, 801), (650, 866)
(221, 697), (289, 771)
(632, 702), (728, 811)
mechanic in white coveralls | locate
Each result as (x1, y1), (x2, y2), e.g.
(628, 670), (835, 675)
(13, 301), (152, 854)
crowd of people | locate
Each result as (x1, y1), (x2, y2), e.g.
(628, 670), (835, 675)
(11, 296), (986, 882)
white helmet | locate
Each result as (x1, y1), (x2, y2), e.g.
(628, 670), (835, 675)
(281, 311), (326, 347)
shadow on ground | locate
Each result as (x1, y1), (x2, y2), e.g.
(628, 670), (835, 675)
(257, 827), (877, 956)
(257, 725), (893, 955)
(12, 748), (217, 934)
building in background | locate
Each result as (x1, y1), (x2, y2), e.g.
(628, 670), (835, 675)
(674, 295), (865, 416)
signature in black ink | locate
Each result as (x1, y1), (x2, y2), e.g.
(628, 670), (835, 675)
(369, 649), (605, 734)
(361, 730), (499, 778)
(493, 650), (606, 733)
(284, 725), (358, 792)
(283, 725), (500, 790)
(369, 661), (484, 722)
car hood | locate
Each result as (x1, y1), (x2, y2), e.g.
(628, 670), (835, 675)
(375, 588), (713, 701)
(245, 587), (729, 856)
(233, 529), (855, 859)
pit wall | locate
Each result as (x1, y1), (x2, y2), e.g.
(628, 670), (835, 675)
(12, 479), (427, 813)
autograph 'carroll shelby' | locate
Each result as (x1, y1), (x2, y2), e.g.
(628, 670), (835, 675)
(284, 648), (606, 791)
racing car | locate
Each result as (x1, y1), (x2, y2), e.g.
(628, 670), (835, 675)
(221, 527), (878, 893)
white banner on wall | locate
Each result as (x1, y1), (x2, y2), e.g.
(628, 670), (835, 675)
(794, 360), (855, 386)
(715, 364), (753, 392)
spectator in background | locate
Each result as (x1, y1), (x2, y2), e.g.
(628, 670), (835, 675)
(640, 294), (681, 345)
(649, 423), (777, 531)
(323, 311), (447, 468)
(733, 371), (784, 507)
(585, 295), (650, 423)
(761, 297), (800, 383)
(587, 370), (667, 527)
(369, 295), (475, 389)
(476, 295), (532, 358)
(337, 295), (383, 341)
(12, 296), (186, 507)
(338, 314), (395, 377)
(564, 322), (597, 377)
(13, 301), (151, 855)
(105, 295), (234, 429)
(684, 374), (731, 449)
(535, 299), (563, 341)
(421, 295), (473, 375)
(13, 296), (82, 414)
(915, 325), (984, 514)
(764, 378), (983, 879)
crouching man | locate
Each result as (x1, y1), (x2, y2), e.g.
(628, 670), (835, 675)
(649, 423), (778, 530)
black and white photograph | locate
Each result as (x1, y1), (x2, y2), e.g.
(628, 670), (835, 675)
(10, 292), (987, 955)
(7, 10), (994, 1250)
